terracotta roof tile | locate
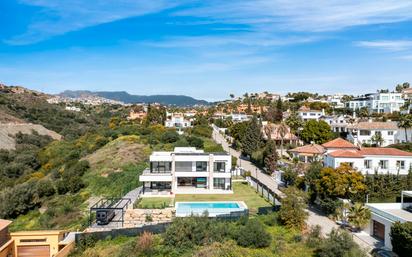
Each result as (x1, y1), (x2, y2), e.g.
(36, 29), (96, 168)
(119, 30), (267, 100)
(289, 144), (325, 154)
(329, 150), (364, 158)
(359, 147), (412, 156)
(322, 138), (357, 149)
(350, 121), (398, 130)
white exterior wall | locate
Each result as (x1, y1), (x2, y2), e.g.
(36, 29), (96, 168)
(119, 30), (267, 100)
(347, 129), (398, 146)
(140, 148), (232, 194)
(299, 111), (323, 121)
(348, 92), (404, 113)
(325, 155), (412, 175)
(165, 116), (192, 128)
(367, 211), (394, 249)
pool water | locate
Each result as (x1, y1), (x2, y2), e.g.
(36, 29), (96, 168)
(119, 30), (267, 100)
(178, 202), (240, 209)
(175, 201), (247, 217)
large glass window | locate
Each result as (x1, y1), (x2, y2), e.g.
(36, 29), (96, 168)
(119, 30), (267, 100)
(196, 161), (208, 171)
(213, 178), (225, 189)
(150, 182), (171, 189)
(151, 161), (172, 173)
(214, 161), (226, 172)
(175, 162), (192, 172)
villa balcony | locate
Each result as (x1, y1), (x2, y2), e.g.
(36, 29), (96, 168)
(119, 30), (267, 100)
(139, 169), (172, 182)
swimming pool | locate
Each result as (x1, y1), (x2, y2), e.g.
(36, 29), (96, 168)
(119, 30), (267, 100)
(175, 201), (248, 217)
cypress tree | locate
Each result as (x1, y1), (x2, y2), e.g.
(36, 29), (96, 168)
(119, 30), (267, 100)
(242, 116), (262, 157)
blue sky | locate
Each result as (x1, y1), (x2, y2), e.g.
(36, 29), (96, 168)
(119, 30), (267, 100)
(1, 1), (412, 101)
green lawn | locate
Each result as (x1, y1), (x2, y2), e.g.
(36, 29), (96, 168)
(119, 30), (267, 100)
(135, 197), (174, 209)
(175, 182), (273, 215)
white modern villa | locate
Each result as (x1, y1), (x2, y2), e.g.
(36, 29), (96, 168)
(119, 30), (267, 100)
(165, 112), (192, 128)
(347, 92), (405, 113)
(139, 147), (232, 196)
(366, 191), (412, 250)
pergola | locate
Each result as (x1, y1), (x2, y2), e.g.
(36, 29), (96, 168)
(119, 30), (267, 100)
(89, 198), (131, 227)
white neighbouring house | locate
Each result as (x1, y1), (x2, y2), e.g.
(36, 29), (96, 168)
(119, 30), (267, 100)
(324, 146), (412, 175)
(347, 92), (405, 114)
(298, 106), (324, 122)
(165, 112), (192, 128)
(347, 121), (399, 147)
(139, 147), (232, 196)
(320, 115), (351, 133)
(366, 191), (412, 250)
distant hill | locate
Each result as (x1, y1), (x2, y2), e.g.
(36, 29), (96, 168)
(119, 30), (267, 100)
(59, 90), (209, 106)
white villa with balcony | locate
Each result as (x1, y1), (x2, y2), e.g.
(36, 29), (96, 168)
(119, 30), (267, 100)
(366, 191), (412, 250)
(324, 146), (412, 175)
(139, 147), (232, 196)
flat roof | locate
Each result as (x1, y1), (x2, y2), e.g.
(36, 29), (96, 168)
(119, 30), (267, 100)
(367, 203), (412, 222)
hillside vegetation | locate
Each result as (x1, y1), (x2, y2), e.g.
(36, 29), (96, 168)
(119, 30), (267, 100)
(0, 86), (223, 232)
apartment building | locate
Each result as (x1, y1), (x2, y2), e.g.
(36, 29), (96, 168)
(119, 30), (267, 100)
(139, 147), (232, 195)
(347, 92), (404, 113)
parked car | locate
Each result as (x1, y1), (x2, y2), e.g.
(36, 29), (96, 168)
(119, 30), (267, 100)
(371, 248), (398, 257)
(96, 209), (115, 225)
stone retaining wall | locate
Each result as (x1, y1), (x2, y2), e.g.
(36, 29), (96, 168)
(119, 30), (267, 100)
(124, 208), (175, 228)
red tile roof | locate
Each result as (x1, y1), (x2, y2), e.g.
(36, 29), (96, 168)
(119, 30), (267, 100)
(359, 148), (412, 156)
(0, 219), (11, 231)
(329, 150), (364, 158)
(322, 138), (357, 149)
(289, 144), (325, 154)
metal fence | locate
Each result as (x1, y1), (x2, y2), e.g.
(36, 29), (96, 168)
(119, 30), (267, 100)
(246, 176), (281, 209)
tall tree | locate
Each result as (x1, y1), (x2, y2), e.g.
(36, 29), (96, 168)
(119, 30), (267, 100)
(278, 122), (288, 158)
(274, 98), (283, 122)
(300, 120), (333, 144)
(241, 116), (262, 157)
(279, 187), (308, 230)
(285, 111), (303, 134)
(263, 140), (278, 174)
(398, 114), (412, 142)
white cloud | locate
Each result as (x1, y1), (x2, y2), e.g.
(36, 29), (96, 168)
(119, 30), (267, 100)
(8, 0), (412, 45)
(143, 33), (319, 48)
(175, 0), (412, 32)
(355, 40), (412, 51)
(6, 0), (181, 45)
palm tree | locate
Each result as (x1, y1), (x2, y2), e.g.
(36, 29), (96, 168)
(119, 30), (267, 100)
(371, 132), (384, 146)
(278, 122), (289, 158)
(398, 114), (412, 142)
(348, 203), (371, 232)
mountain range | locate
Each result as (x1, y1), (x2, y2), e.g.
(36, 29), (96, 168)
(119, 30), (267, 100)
(58, 90), (209, 106)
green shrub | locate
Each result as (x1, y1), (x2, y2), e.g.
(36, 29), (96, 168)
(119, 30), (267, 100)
(235, 219), (271, 248)
(319, 198), (343, 215)
(318, 229), (366, 257)
(36, 179), (55, 197)
(390, 221), (412, 257)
